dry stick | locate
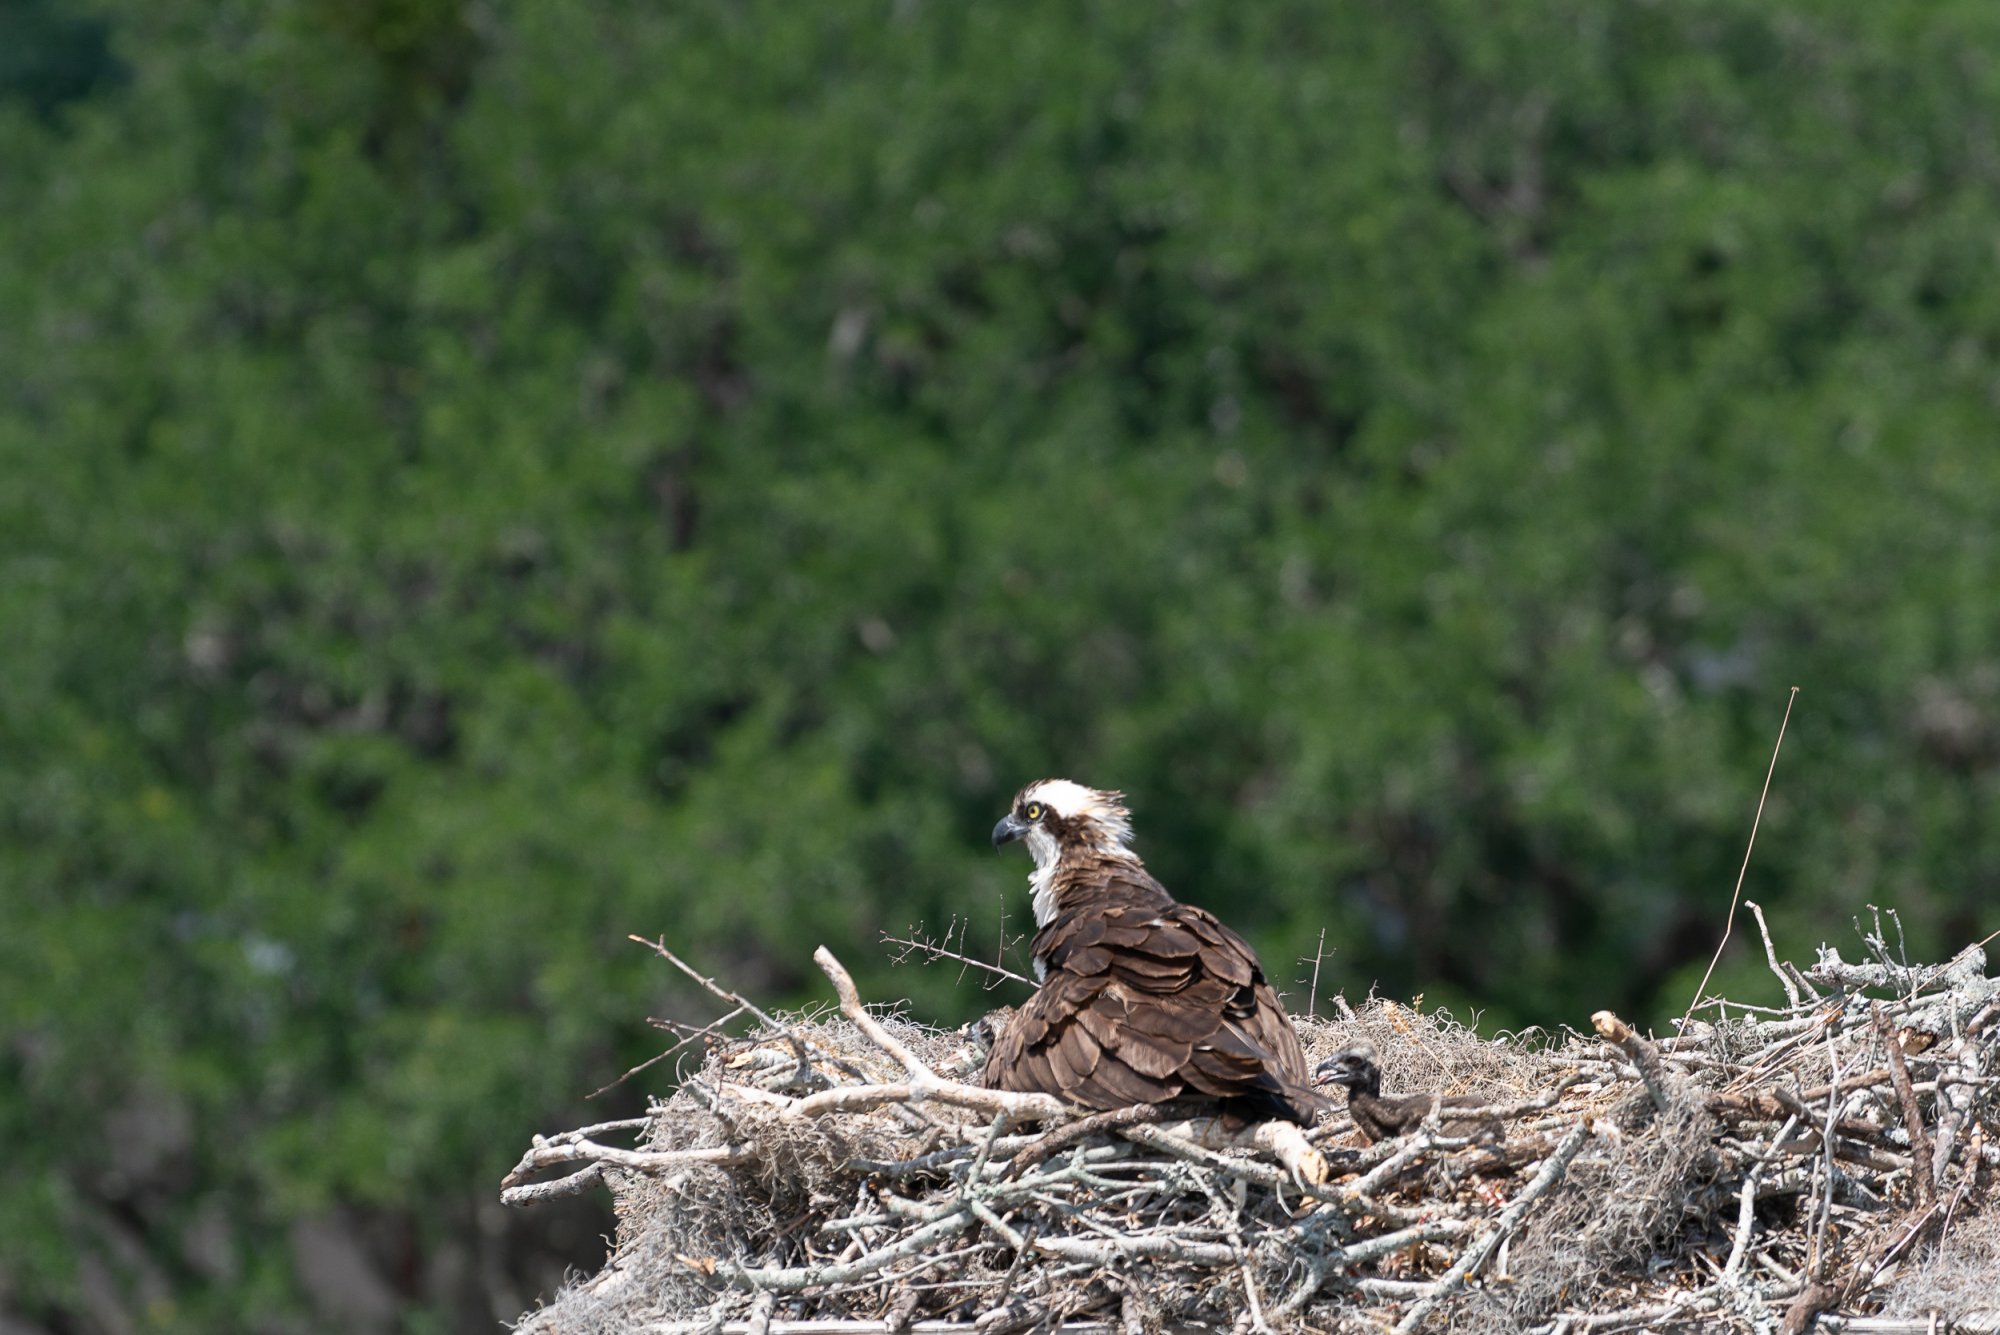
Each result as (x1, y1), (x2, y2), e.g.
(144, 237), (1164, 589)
(1747, 899), (1811, 1009)
(628, 935), (874, 1091)
(1219, 1207), (1273, 1335)
(1119, 1120), (1333, 1196)
(1812, 1024), (1844, 1272)
(644, 1324), (1130, 1335)
(1390, 1120), (1594, 1334)
(1679, 685), (1800, 1038)
(811, 945), (1068, 1124)
(1837, 1192), (1953, 1312)
(1272, 1254), (1330, 1320)
(744, 1292), (775, 1335)
(1721, 1167), (1762, 1281)
(502, 1137), (748, 1192)
(787, 1079), (1063, 1121)
(1299, 926), (1330, 1020)
(1003, 1102), (1164, 1177)
(1591, 1011), (1670, 1113)
(1721, 1110), (1800, 1285)
(1718, 1067), (1895, 1115)
(1338, 1220), (1475, 1267)
(1549, 1279), (1806, 1335)
(815, 946), (936, 1078)
(1872, 1001), (1934, 1205)
(882, 1287), (923, 1333)
(1779, 1027), (1849, 1335)
(714, 1211), (980, 1292)
(973, 1301), (1043, 1335)
(1346, 1133), (1446, 1197)
(589, 1043), (691, 1100)
(500, 1163), (605, 1206)
(1026, 1231), (1242, 1268)
(533, 1116), (654, 1143)
(880, 927), (1034, 988)
(1929, 993), (1995, 1191)
(1276, 1221), (1477, 1315)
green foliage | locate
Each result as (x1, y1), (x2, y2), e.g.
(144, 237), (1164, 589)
(5, 1), (2000, 1329)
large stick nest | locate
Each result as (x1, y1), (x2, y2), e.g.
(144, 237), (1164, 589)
(507, 926), (2000, 1334)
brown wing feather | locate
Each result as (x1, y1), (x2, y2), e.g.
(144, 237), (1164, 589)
(983, 859), (1321, 1124)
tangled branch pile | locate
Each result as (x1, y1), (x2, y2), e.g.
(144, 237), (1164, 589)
(508, 924), (2000, 1334)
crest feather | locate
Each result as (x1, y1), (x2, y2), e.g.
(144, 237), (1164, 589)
(1019, 778), (1133, 848)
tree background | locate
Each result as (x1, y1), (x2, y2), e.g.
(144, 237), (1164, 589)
(5, 2), (1998, 1330)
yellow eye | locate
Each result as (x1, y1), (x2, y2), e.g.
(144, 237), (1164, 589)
(1024, 803), (1044, 822)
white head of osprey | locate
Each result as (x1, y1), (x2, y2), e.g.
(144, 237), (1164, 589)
(990, 778), (1137, 927)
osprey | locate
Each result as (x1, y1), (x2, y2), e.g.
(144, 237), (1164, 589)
(981, 779), (1321, 1126)
(1313, 1042), (1501, 1144)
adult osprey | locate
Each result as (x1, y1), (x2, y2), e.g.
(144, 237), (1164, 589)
(981, 779), (1321, 1126)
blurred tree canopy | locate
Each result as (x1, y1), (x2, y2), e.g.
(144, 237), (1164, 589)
(4, 1), (1999, 1331)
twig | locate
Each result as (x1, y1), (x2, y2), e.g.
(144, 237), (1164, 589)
(643, 1325), (1131, 1335)
(1779, 1024), (1845, 1335)
(816, 947), (936, 1079)
(714, 1211), (982, 1292)
(1679, 685), (1799, 1036)
(1272, 1254), (1329, 1318)
(1298, 927), (1331, 1021)
(1836, 1193), (1952, 1311)
(813, 946), (1068, 1124)
(1346, 1133), (1446, 1198)
(882, 923), (1034, 988)
(501, 1163), (605, 1207)
(502, 1136), (747, 1192)
(629, 936), (869, 1089)
(1391, 1119), (1594, 1332)
(1747, 899), (1810, 1009)
(1930, 990), (1994, 1190)
(788, 1079), (1067, 1122)
(589, 1044), (689, 1101)
(1591, 1011), (1671, 1114)
(1335, 1220), (1474, 1267)
(1722, 1164), (1761, 1280)
(1872, 1001), (1934, 1205)
(1004, 1103), (1164, 1176)
(1120, 1120), (1330, 1194)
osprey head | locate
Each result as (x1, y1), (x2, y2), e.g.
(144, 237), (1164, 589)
(991, 779), (1135, 862)
(1312, 1042), (1382, 1096)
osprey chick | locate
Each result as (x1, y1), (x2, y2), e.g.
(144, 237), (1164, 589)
(982, 779), (1321, 1126)
(1313, 1042), (1501, 1144)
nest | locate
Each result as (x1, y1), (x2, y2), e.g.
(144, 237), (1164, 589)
(506, 925), (2000, 1334)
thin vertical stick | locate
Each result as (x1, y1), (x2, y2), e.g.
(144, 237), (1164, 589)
(1678, 686), (1799, 1038)
(1301, 927), (1329, 1020)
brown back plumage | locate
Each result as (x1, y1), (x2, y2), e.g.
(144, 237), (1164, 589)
(982, 785), (1321, 1127)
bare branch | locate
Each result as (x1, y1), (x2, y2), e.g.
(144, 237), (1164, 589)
(1390, 1119), (1593, 1333)
(1591, 1010), (1671, 1114)
(503, 1136), (747, 1190)
(882, 921), (1034, 988)
(1874, 1000), (1934, 1205)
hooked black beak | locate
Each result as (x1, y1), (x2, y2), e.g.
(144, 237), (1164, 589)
(1312, 1057), (1348, 1087)
(991, 811), (1027, 849)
